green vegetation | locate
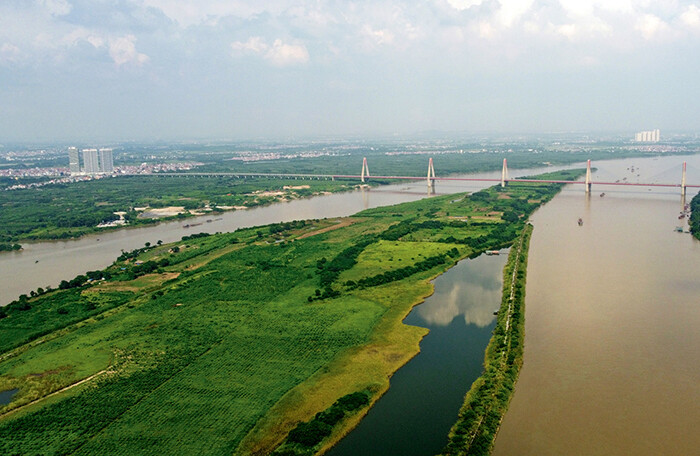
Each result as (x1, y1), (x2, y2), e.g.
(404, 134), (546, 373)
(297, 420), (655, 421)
(0, 170), (578, 455)
(690, 192), (700, 240)
(440, 224), (532, 456)
(272, 391), (371, 455)
(0, 176), (356, 246)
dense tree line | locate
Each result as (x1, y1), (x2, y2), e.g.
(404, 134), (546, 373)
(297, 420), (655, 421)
(690, 192), (700, 240)
(316, 238), (377, 288)
(272, 391), (371, 455)
(0, 243), (22, 252)
(348, 249), (459, 290)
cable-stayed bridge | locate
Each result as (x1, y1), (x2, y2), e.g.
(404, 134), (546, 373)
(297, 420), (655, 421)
(144, 158), (700, 196)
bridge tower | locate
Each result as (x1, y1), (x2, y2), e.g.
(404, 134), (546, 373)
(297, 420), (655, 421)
(585, 159), (592, 193)
(361, 157), (370, 183)
(681, 161), (687, 197)
(427, 157), (436, 189)
(501, 158), (508, 188)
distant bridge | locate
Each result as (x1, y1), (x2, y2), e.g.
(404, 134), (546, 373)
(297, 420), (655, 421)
(138, 158), (699, 196)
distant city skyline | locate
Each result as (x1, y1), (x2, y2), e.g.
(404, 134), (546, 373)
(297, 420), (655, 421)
(2, 1), (700, 142)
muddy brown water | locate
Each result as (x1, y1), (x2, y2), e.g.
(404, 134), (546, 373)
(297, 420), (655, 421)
(493, 155), (700, 455)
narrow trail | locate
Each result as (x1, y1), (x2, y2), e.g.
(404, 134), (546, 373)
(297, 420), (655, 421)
(0, 369), (110, 419)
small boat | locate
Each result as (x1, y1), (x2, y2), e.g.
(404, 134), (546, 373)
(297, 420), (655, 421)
(35, 260), (39, 263)
(493, 310), (499, 316)
(675, 226), (684, 232)
(578, 218), (583, 226)
(600, 193), (605, 197)
(206, 219), (213, 223)
(183, 224), (190, 228)
(485, 250), (500, 256)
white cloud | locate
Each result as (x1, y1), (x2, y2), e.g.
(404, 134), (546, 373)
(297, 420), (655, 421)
(140, 0), (289, 27)
(231, 36), (268, 54)
(231, 37), (309, 66)
(0, 43), (21, 63)
(108, 35), (149, 66)
(265, 39), (309, 66)
(61, 28), (104, 48)
(496, 0), (535, 27)
(681, 5), (700, 28)
(38, 0), (72, 17)
(446, 0), (484, 10)
(362, 26), (395, 46)
(635, 13), (669, 40)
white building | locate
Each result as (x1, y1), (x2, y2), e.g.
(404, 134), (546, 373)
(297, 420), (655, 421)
(68, 147), (80, 174)
(99, 148), (114, 173)
(82, 148), (99, 174)
(634, 129), (660, 143)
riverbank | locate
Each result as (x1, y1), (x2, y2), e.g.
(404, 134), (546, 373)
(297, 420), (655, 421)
(0, 176), (367, 248)
(440, 224), (532, 456)
(690, 192), (700, 240)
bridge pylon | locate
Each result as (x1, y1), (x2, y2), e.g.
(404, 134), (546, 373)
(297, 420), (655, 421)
(681, 161), (687, 197)
(501, 158), (508, 188)
(361, 157), (370, 183)
(427, 157), (436, 189)
(585, 159), (592, 193)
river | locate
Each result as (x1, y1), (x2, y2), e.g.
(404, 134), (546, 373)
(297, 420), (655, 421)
(0, 164), (572, 306)
(2, 155), (699, 454)
(327, 250), (509, 456)
(493, 155), (700, 455)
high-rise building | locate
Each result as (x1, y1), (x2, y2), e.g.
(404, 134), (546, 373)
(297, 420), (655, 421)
(68, 147), (80, 174)
(99, 148), (114, 173)
(634, 129), (660, 143)
(82, 148), (99, 174)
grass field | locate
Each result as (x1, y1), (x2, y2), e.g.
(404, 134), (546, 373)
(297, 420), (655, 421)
(0, 172), (578, 455)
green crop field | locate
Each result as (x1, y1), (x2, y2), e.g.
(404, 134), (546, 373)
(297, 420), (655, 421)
(0, 170), (580, 456)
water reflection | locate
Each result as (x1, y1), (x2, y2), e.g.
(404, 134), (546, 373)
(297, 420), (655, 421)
(415, 250), (508, 328)
(0, 388), (19, 406)
(328, 252), (509, 456)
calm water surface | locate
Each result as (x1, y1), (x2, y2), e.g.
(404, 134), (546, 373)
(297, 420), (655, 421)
(0, 389), (19, 406)
(493, 155), (700, 455)
(327, 251), (509, 456)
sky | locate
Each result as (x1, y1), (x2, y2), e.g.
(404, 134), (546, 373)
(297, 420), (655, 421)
(2, 0), (700, 142)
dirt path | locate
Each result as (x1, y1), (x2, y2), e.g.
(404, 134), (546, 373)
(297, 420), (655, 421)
(0, 369), (109, 418)
(297, 218), (358, 239)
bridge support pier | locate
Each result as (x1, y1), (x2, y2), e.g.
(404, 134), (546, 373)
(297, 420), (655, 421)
(427, 157), (436, 189)
(501, 159), (508, 188)
(681, 161), (687, 197)
(585, 159), (592, 193)
(361, 157), (370, 183)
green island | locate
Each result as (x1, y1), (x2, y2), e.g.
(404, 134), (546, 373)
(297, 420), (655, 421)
(1, 170), (578, 455)
(690, 192), (700, 240)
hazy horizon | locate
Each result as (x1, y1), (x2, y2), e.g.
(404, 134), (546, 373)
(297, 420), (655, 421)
(2, 1), (700, 143)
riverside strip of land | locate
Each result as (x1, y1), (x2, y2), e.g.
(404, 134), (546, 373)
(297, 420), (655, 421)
(0, 170), (579, 456)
